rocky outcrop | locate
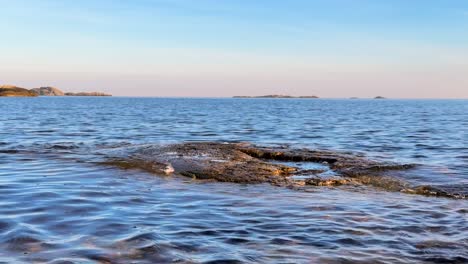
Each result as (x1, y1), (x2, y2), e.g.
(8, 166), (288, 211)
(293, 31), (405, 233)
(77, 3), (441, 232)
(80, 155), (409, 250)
(102, 142), (296, 185)
(65, 92), (111, 96)
(31, 87), (65, 96)
(2, 140), (463, 198)
(0, 85), (38, 97)
(99, 142), (467, 198)
(100, 142), (422, 189)
(1, 84), (112, 97)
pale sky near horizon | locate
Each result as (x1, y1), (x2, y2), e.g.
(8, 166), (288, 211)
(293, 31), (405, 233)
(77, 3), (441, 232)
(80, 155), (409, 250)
(1, 0), (467, 98)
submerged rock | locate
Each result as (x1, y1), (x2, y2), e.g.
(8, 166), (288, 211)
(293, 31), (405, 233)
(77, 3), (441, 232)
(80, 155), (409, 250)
(101, 142), (419, 190)
(402, 185), (468, 199)
(103, 142), (296, 185)
(304, 177), (352, 186)
(237, 145), (415, 176)
(6, 140), (464, 198)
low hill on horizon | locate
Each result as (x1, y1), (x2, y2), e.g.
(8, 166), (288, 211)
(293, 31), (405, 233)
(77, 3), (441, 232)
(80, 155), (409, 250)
(233, 95), (319, 99)
(0, 85), (38, 97)
(0, 84), (111, 97)
(31, 86), (65, 96)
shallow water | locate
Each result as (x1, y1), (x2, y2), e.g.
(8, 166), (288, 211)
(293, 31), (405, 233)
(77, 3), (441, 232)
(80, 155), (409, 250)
(0, 97), (467, 263)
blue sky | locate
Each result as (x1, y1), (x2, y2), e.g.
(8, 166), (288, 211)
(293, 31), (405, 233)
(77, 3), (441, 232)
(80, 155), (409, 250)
(1, 0), (467, 97)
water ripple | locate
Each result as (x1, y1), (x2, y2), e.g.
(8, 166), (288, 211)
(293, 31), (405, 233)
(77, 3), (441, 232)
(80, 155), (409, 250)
(0, 98), (467, 263)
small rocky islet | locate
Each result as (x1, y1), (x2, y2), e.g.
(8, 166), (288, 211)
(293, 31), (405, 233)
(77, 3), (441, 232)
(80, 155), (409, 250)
(64, 91), (111, 96)
(0, 85), (111, 97)
(99, 142), (464, 199)
(1, 139), (464, 198)
(233, 95), (390, 99)
(233, 94), (319, 98)
(0, 85), (38, 97)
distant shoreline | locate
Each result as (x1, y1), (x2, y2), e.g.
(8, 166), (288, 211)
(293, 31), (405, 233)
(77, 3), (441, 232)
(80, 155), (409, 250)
(233, 95), (319, 99)
(0, 85), (111, 97)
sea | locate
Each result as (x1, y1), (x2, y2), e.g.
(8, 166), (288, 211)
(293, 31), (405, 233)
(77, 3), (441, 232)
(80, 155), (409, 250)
(0, 97), (467, 263)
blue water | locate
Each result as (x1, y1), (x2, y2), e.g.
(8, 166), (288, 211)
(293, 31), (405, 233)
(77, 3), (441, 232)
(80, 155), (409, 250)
(0, 97), (467, 263)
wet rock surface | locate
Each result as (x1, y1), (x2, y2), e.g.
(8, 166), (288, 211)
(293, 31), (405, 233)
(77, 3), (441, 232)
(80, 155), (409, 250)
(102, 142), (297, 185)
(99, 142), (458, 196)
(2, 141), (464, 198)
(237, 144), (416, 177)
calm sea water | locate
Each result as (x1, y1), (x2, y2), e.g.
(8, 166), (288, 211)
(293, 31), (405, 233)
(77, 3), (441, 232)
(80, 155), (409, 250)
(0, 97), (467, 263)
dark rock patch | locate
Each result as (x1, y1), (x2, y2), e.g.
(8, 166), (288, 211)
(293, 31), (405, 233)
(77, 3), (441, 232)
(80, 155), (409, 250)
(103, 142), (296, 185)
(100, 142), (428, 193)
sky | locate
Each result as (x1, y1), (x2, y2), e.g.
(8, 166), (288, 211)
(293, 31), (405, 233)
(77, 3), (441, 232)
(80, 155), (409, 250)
(1, 0), (467, 98)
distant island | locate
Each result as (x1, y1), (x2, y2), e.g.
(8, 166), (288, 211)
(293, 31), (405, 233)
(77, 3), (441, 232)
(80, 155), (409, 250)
(0, 85), (111, 97)
(233, 95), (319, 99)
(31, 86), (65, 96)
(64, 92), (111, 96)
(0, 85), (38, 97)
(374, 96), (386, 99)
